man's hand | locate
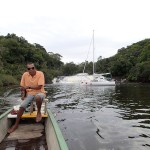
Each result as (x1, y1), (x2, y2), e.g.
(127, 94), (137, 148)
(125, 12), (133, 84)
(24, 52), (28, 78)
(21, 86), (30, 91)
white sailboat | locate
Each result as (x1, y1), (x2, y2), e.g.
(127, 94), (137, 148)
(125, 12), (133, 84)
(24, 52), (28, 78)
(81, 30), (116, 86)
(52, 30), (116, 86)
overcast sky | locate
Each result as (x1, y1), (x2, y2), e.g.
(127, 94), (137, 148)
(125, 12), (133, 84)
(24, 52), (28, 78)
(0, 0), (150, 63)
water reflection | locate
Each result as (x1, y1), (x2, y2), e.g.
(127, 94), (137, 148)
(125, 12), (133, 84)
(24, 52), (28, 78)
(48, 84), (150, 150)
(47, 85), (115, 111)
(0, 84), (150, 150)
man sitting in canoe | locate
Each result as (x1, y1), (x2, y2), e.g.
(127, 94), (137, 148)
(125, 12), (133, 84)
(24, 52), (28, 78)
(8, 62), (46, 133)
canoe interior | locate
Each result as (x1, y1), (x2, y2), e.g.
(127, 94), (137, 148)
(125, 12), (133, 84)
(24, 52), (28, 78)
(0, 119), (48, 149)
(0, 108), (68, 150)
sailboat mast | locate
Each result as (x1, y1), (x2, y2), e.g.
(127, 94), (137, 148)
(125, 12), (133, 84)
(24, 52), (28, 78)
(93, 30), (95, 75)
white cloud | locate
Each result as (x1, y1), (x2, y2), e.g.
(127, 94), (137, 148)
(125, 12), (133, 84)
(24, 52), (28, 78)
(0, 0), (150, 63)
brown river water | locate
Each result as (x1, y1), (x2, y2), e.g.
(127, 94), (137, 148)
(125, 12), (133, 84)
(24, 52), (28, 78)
(0, 84), (150, 150)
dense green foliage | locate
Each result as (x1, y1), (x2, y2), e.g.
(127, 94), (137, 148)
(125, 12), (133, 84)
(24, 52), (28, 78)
(0, 33), (64, 86)
(64, 39), (150, 83)
(0, 33), (149, 86)
(96, 39), (150, 82)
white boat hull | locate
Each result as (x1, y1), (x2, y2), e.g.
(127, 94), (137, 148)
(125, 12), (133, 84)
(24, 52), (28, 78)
(53, 73), (116, 86)
(91, 81), (116, 86)
(81, 80), (116, 86)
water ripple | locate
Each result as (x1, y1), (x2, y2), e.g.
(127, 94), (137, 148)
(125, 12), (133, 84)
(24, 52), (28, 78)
(1, 84), (150, 150)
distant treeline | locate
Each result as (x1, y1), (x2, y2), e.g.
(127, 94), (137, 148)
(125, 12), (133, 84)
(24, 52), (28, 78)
(0, 33), (149, 86)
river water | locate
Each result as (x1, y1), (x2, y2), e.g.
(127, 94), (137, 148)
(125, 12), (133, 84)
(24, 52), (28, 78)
(0, 84), (150, 150)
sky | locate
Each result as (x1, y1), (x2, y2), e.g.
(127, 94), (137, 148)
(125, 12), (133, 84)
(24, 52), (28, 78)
(0, 0), (150, 64)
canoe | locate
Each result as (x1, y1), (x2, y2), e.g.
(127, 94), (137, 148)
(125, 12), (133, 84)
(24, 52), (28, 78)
(0, 106), (69, 150)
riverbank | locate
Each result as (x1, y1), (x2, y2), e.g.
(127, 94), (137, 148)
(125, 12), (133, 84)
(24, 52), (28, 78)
(0, 74), (18, 87)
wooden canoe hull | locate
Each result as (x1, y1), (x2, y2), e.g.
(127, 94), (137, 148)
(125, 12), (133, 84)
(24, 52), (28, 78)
(0, 108), (12, 143)
(0, 108), (68, 150)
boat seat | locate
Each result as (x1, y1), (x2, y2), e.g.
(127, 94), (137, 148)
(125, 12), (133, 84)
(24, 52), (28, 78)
(7, 99), (48, 119)
(30, 98), (48, 115)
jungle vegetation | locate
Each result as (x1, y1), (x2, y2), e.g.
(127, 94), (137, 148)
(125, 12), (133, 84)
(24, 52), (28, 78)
(0, 33), (63, 86)
(95, 39), (150, 82)
(0, 33), (149, 86)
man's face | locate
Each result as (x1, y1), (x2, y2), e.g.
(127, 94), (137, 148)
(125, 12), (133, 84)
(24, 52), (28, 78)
(27, 64), (36, 75)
